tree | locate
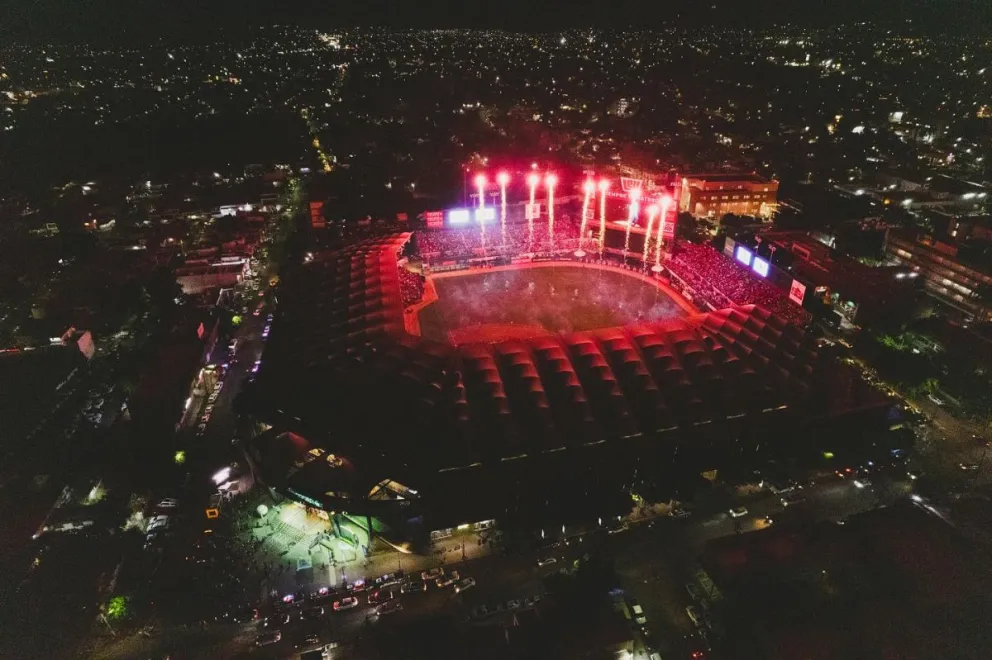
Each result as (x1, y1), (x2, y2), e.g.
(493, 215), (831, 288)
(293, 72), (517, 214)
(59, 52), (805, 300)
(719, 214), (747, 230)
(105, 596), (128, 620)
(675, 212), (697, 240)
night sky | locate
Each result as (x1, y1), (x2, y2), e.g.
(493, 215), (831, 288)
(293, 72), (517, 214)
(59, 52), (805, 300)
(1, 0), (988, 43)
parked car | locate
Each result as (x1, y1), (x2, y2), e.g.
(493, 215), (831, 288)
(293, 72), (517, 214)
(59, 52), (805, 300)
(630, 599), (647, 625)
(523, 594), (543, 608)
(264, 613), (290, 627)
(333, 597), (359, 611)
(728, 507), (748, 518)
(685, 605), (704, 627)
(147, 515), (171, 531)
(368, 589), (394, 606)
(401, 580), (427, 594)
(435, 571), (460, 588)
(294, 633), (320, 650)
(537, 557), (557, 568)
(375, 600), (403, 616)
(301, 605), (324, 620)
(454, 577), (476, 593)
(255, 631), (281, 646)
(421, 568), (444, 581)
(781, 491), (806, 507)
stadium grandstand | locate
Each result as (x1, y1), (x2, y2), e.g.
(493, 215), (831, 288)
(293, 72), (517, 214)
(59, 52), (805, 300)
(243, 228), (889, 535)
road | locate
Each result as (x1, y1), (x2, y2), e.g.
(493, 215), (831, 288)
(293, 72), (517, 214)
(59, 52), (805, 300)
(91, 470), (913, 659)
(610, 472), (913, 659)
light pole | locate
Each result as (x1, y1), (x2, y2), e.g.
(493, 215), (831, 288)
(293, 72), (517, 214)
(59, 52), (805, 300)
(545, 173), (558, 250)
(576, 178), (595, 258)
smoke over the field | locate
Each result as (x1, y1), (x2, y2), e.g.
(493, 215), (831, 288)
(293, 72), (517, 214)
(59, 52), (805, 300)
(419, 266), (686, 343)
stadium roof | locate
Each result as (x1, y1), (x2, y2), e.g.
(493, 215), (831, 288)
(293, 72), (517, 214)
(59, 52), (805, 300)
(249, 234), (881, 484)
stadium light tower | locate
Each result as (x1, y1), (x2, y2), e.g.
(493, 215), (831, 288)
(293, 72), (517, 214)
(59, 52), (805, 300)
(474, 174), (487, 209)
(527, 172), (540, 206)
(497, 172), (509, 246)
(545, 173), (558, 246)
(653, 194), (673, 272)
(597, 179), (610, 256)
(644, 203), (659, 265)
(576, 178), (596, 258)
(527, 172), (540, 246)
(624, 187), (642, 261)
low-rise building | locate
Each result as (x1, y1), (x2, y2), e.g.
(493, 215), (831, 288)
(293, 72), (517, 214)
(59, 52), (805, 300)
(884, 229), (992, 321)
(680, 173), (779, 219)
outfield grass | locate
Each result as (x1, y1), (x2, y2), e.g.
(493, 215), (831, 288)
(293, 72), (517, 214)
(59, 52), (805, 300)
(418, 265), (687, 343)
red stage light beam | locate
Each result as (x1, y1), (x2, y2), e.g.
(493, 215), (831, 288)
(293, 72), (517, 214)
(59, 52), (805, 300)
(623, 187), (642, 260)
(597, 179), (610, 256)
(474, 174), (487, 209)
(576, 179), (596, 257)
(527, 173), (540, 246)
(497, 172), (509, 246)
(644, 203), (659, 264)
(655, 195), (673, 267)
(545, 173), (558, 246)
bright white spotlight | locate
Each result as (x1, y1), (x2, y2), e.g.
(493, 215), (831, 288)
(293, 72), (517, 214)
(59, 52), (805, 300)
(474, 174), (487, 208)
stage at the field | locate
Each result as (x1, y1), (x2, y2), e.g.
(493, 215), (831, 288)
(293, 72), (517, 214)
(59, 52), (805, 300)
(416, 261), (695, 345)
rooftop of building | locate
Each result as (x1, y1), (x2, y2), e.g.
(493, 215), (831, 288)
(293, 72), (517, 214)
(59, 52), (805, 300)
(684, 173), (774, 184)
(761, 230), (917, 304)
(0, 344), (88, 451)
(887, 229), (992, 277)
(702, 502), (992, 660)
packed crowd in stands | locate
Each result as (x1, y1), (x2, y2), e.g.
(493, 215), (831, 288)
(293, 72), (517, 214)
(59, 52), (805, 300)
(398, 267), (425, 307)
(667, 242), (811, 326)
(415, 218), (584, 262)
(412, 218), (810, 327)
